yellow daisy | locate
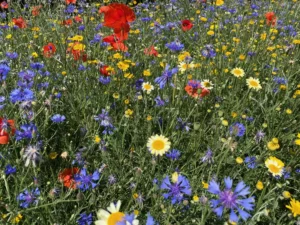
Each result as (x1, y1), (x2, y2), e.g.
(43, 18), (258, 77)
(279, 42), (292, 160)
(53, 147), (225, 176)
(265, 156), (284, 177)
(286, 198), (300, 217)
(147, 134), (171, 156)
(246, 77), (262, 91)
(231, 68), (245, 78)
(95, 201), (139, 225)
(142, 82), (154, 94)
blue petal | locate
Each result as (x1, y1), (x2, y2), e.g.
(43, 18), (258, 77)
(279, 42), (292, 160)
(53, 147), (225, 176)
(214, 206), (224, 217)
(229, 209), (239, 223)
(210, 199), (221, 208)
(92, 171), (100, 180)
(208, 180), (220, 194)
(160, 176), (171, 190)
(224, 177), (233, 189)
(234, 181), (246, 194)
(237, 197), (255, 211)
(236, 186), (250, 197)
(237, 207), (251, 221)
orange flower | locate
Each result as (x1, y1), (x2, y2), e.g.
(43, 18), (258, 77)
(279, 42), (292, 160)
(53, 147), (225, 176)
(12, 17), (27, 29)
(58, 168), (80, 189)
(74, 15), (83, 23)
(43, 43), (57, 58)
(66, 0), (76, 4)
(144, 46), (158, 57)
(185, 80), (210, 98)
(0, 118), (15, 145)
(0, 1), (9, 9)
(265, 12), (277, 26)
(32, 5), (42, 16)
(62, 19), (73, 26)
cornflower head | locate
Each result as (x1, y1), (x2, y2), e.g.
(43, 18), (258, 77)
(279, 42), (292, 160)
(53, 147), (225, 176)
(166, 149), (181, 160)
(208, 177), (255, 223)
(165, 39), (184, 52)
(15, 123), (38, 141)
(176, 117), (191, 132)
(51, 114), (66, 123)
(154, 64), (178, 89)
(244, 156), (257, 169)
(201, 148), (214, 164)
(77, 212), (93, 225)
(160, 172), (192, 204)
(146, 213), (158, 225)
(23, 145), (42, 167)
(229, 122), (246, 137)
(17, 188), (40, 208)
(94, 109), (115, 135)
(254, 130), (265, 143)
(0, 62), (10, 81)
(10, 88), (35, 104)
(74, 168), (100, 191)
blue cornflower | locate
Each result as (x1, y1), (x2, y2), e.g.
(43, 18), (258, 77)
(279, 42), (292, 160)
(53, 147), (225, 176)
(208, 177), (255, 223)
(0, 96), (5, 110)
(229, 122), (246, 137)
(0, 63), (10, 81)
(201, 148), (214, 164)
(160, 173), (192, 204)
(15, 123), (37, 141)
(166, 149), (181, 160)
(254, 130), (265, 144)
(30, 63), (44, 70)
(77, 213), (93, 225)
(72, 152), (86, 166)
(5, 164), (17, 175)
(165, 40), (184, 52)
(135, 78), (144, 90)
(51, 114), (66, 123)
(23, 145), (42, 167)
(273, 77), (287, 85)
(176, 118), (191, 132)
(99, 76), (111, 85)
(65, 4), (76, 13)
(201, 45), (216, 58)
(6, 52), (18, 59)
(10, 88), (35, 103)
(154, 96), (167, 107)
(78, 25), (85, 31)
(74, 168), (100, 191)
(17, 188), (40, 208)
(146, 213), (159, 225)
(244, 156), (257, 169)
(154, 64), (178, 89)
(94, 109), (115, 135)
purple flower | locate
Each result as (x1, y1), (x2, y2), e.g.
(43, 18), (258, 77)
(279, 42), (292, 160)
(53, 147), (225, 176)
(176, 118), (191, 132)
(23, 145), (42, 167)
(254, 130), (265, 143)
(165, 40), (184, 52)
(154, 96), (167, 107)
(166, 149), (181, 160)
(5, 164), (16, 175)
(154, 64), (178, 89)
(17, 188), (40, 208)
(51, 114), (66, 123)
(99, 76), (111, 85)
(160, 173), (192, 204)
(77, 212), (93, 225)
(0, 63), (10, 81)
(94, 109), (115, 135)
(146, 213), (158, 225)
(74, 168), (100, 191)
(202, 149), (214, 164)
(244, 156), (257, 169)
(116, 213), (136, 225)
(6, 52), (18, 59)
(15, 123), (37, 141)
(208, 177), (255, 223)
(10, 88), (35, 103)
(229, 123), (246, 137)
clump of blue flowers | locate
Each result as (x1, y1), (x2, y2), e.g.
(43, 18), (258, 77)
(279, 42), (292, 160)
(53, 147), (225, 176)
(17, 188), (40, 208)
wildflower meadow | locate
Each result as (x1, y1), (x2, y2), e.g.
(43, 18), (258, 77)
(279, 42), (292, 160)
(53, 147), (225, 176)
(1, 0), (300, 224)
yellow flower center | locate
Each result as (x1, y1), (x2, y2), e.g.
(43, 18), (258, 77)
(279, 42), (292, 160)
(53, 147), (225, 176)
(233, 69), (242, 75)
(108, 212), (125, 225)
(152, 140), (165, 151)
(269, 164), (280, 174)
(144, 84), (152, 90)
(249, 80), (259, 87)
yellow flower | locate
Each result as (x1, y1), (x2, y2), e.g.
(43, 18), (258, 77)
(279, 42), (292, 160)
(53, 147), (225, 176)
(124, 99), (130, 104)
(143, 69), (151, 76)
(31, 52), (38, 58)
(295, 139), (300, 146)
(133, 193), (139, 199)
(117, 61), (130, 71)
(260, 33), (267, 40)
(11, 213), (22, 224)
(6, 34), (12, 39)
(246, 77), (262, 91)
(267, 138), (280, 151)
(236, 157), (243, 164)
(283, 191), (291, 199)
(202, 181), (208, 189)
(256, 181), (264, 190)
(147, 134), (171, 156)
(49, 152), (58, 159)
(61, 71), (67, 76)
(239, 54), (246, 60)
(142, 82), (154, 94)
(178, 51), (191, 62)
(68, 35), (83, 42)
(200, 17), (207, 22)
(231, 112), (238, 118)
(125, 109), (134, 118)
(146, 115), (152, 121)
(222, 120), (228, 126)
(113, 53), (123, 59)
(293, 39), (300, 44)
(113, 93), (120, 99)
(286, 198), (300, 217)
(172, 172), (179, 183)
(32, 27), (40, 32)
(72, 43), (85, 51)
(94, 135), (101, 144)
(124, 73), (134, 79)
(265, 156), (284, 177)
(193, 195), (199, 202)
(215, 0), (224, 6)
(207, 30), (214, 36)
(286, 109), (292, 114)
(231, 67), (245, 78)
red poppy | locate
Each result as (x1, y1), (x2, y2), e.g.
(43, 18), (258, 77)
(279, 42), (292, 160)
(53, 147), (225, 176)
(0, 118), (15, 145)
(113, 23), (130, 41)
(144, 45), (158, 57)
(32, 5), (42, 16)
(99, 3), (135, 30)
(184, 80), (210, 99)
(43, 43), (57, 58)
(74, 15), (83, 23)
(100, 65), (110, 76)
(58, 168), (80, 189)
(103, 34), (128, 52)
(12, 17), (27, 29)
(0, 1), (8, 9)
(66, 0), (76, 4)
(265, 12), (276, 26)
(62, 19), (73, 26)
(181, 19), (193, 31)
